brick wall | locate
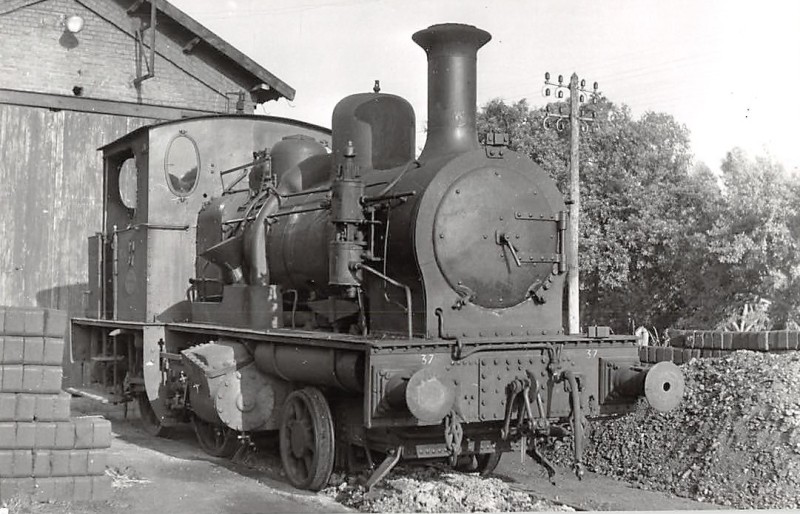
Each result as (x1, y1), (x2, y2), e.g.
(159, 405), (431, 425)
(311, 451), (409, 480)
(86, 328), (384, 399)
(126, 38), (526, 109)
(0, 0), (256, 113)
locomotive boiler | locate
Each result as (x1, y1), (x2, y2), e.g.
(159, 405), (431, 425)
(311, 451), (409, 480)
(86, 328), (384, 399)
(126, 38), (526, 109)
(70, 23), (684, 491)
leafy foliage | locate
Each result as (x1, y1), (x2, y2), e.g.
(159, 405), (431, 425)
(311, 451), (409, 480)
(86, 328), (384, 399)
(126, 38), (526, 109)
(477, 98), (800, 332)
(697, 149), (800, 328)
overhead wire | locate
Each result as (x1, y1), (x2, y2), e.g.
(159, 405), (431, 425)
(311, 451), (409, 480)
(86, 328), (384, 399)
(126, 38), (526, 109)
(186, 0), (378, 19)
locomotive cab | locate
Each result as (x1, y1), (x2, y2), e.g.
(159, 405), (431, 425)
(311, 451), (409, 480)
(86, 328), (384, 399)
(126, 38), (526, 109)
(70, 115), (331, 419)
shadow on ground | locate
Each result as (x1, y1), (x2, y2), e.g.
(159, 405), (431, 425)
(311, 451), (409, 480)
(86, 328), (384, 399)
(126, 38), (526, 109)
(71, 397), (299, 496)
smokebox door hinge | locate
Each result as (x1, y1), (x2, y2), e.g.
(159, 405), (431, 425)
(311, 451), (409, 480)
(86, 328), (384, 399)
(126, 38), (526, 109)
(484, 131), (509, 159)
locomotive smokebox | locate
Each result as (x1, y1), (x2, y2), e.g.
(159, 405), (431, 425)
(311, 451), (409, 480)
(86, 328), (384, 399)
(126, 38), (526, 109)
(413, 23), (491, 161)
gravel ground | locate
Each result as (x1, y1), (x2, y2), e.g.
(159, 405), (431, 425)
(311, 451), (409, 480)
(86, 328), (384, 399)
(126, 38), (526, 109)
(320, 464), (573, 513)
(239, 434), (570, 513)
(546, 351), (800, 509)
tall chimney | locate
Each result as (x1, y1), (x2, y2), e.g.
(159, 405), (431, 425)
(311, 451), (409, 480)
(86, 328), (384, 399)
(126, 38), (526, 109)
(412, 23), (491, 161)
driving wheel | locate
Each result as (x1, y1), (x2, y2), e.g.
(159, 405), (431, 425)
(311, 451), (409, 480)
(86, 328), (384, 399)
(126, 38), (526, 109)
(475, 451), (502, 475)
(192, 415), (240, 458)
(455, 452), (502, 476)
(137, 394), (172, 437)
(279, 387), (335, 491)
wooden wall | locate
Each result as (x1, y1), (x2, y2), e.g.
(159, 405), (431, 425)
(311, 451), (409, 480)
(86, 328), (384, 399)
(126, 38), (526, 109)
(0, 104), (152, 315)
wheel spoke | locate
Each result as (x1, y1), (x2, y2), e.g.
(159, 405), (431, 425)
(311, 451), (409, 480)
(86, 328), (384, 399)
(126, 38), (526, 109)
(296, 404), (313, 425)
(286, 400), (299, 422)
(298, 406), (312, 426)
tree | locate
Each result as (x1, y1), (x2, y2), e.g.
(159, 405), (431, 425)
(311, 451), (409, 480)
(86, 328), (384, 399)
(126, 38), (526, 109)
(479, 98), (800, 332)
(689, 148), (800, 329)
(478, 97), (711, 333)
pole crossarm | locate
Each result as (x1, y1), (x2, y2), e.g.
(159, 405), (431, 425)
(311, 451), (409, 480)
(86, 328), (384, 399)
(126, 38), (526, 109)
(542, 73), (598, 132)
(542, 108), (597, 132)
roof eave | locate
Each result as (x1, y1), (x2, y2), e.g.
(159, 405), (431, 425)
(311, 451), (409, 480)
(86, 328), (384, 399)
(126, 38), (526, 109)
(158, 1), (296, 102)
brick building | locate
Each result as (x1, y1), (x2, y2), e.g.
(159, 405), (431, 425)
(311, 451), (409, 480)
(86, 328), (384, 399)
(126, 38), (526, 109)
(0, 0), (294, 316)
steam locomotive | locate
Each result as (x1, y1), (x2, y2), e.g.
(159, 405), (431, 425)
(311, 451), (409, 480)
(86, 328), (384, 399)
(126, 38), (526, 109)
(70, 23), (684, 490)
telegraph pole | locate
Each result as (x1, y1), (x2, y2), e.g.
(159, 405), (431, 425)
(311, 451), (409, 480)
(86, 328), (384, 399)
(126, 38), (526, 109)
(543, 72), (597, 335)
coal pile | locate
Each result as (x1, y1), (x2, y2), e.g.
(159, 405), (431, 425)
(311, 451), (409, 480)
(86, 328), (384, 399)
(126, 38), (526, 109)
(322, 465), (573, 513)
(552, 351), (800, 509)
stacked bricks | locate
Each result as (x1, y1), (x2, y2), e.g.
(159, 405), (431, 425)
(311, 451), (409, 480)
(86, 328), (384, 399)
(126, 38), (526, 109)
(640, 329), (800, 364)
(0, 307), (112, 502)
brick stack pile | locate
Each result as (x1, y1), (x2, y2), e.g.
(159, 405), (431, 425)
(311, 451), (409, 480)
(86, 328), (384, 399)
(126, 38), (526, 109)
(0, 307), (112, 503)
(639, 329), (800, 364)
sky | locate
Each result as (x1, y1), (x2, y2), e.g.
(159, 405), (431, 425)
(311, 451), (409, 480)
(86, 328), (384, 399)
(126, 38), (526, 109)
(169, 0), (800, 174)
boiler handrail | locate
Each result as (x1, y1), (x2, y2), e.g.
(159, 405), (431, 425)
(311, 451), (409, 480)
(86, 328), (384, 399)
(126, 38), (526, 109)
(354, 263), (413, 340)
